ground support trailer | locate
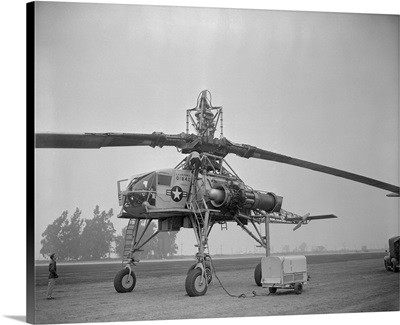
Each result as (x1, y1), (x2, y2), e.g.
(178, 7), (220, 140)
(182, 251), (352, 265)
(261, 255), (307, 294)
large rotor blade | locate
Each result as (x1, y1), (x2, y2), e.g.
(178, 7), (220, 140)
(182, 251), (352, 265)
(35, 132), (190, 149)
(35, 132), (399, 195)
(226, 140), (399, 195)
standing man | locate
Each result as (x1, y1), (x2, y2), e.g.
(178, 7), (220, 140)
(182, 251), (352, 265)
(46, 253), (59, 300)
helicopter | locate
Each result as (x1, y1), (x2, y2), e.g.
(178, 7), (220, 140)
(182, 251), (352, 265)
(36, 90), (399, 297)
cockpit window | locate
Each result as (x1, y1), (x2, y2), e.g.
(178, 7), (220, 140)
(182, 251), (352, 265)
(129, 173), (156, 191)
(157, 174), (172, 186)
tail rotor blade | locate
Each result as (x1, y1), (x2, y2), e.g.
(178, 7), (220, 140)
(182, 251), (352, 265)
(293, 221), (303, 231)
(293, 213), (310, 231)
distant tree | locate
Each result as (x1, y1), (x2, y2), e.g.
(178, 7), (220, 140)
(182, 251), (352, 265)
(40, 210), (69, 259)
(138, 222), (158, 259)
(298, 242), (308, 253)
(80, 206), (116, 260)
(62, 208), (84, 259)
(155, 232), (178, 259)
(114, 229), (126, 258)
(282, 244), (290, 253)
(40, 208), (84, 260)
(312, 245), (327, 253)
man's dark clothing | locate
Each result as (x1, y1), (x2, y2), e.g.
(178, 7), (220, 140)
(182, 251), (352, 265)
(48, 260), (58, 279)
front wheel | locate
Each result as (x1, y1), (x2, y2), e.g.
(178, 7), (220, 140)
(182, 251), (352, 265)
(114, 268), (136, 293)
(188, 264), (212, 284)
(185, 268), (208, 297)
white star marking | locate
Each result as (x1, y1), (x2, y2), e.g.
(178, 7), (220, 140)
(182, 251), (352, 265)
(172, 188), (182, 200)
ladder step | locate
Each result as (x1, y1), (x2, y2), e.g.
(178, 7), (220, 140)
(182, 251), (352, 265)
(121, 219), (146, 263)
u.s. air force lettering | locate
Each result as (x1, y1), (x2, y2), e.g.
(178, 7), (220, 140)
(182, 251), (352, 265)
(175, 172), (191, 182)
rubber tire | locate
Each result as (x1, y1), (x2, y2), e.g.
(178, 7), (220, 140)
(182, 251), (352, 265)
(205, 266), (213, 284)
(188, 264), (212, 284)
(384, 259), (390, 271)
(187, 263), (196, 274)
(114, 268), (136, 293)
(185, 268), (208, 297)
(294, 283), (303, 294)
(254, 262), (262, 287)
(269, 287), (277, 293)
(391, 258), (398, 273)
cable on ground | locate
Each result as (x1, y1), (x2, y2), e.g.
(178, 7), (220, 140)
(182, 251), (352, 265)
(208, 255), (248, 298)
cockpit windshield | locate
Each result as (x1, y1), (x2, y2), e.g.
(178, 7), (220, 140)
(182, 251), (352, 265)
(125, 173), (157, 208)
(129, 173), (156, 191)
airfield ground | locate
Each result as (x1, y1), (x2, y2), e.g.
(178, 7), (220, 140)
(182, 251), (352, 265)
(34, 252), (399, 324)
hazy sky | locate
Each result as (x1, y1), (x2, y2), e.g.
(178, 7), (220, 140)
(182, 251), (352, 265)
(34, 2), (399, 259)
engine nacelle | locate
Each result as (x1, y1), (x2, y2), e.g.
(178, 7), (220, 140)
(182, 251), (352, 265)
(208, 183), (282, 213)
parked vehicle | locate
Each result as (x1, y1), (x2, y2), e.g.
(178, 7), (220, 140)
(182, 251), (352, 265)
(384, 236), (399, 272)
(261, 255), (308, 294)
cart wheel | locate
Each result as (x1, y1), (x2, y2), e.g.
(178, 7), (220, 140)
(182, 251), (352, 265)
(254, 262), (262, 287)
(269, 287), (277, 294)
(294, 283), (303, 294)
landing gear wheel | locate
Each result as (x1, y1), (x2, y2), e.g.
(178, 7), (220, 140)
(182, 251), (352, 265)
(187, 263), (196, 274)
(185, 268), (208, 297)
(294, 283), (303, 294)
(205, 266), (212, 284)
(254, 262), (262, 287)
(269, 287), (277, 293)
(114, 268), (136, 293)
(187, 264), (212, 284)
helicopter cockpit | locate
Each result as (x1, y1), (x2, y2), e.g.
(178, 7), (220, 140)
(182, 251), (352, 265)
(125, 172), (156, 207)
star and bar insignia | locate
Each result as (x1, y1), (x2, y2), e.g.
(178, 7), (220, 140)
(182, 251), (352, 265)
(166, 186), (188, 202)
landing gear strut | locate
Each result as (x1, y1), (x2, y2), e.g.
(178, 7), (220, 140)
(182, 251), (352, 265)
(184, 198), (215, 297)
(113, 219), (159, 293)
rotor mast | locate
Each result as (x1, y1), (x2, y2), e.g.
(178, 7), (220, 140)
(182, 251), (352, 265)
(186, 90), (223, 139)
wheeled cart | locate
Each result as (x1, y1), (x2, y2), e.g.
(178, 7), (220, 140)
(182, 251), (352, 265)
(261, 255), (307, 294)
